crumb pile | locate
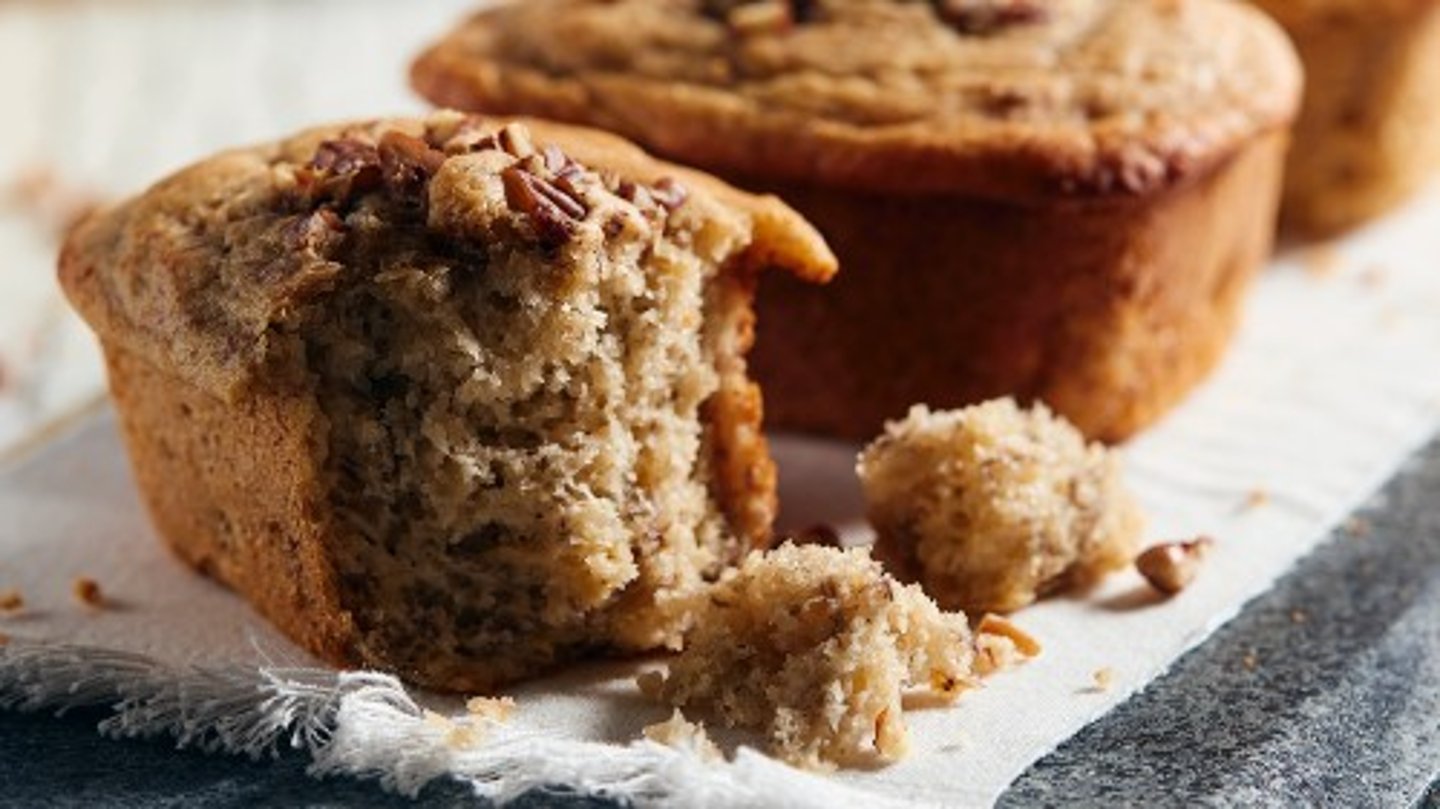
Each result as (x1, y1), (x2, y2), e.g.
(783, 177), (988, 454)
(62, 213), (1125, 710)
(640, 543), (973, 770)
(859, 400), (1144, 613)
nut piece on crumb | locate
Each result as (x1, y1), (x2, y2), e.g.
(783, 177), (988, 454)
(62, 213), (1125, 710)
(73, 577), (104, 608)
(973, 613), (1042, 677)
(1135, 537), (1214, 596)
(642, 543), (974, 770)
(642, 709), (724, 762)
(0, 590), (23, 613)
(1091, 667), (1114, 692)
(465, 696), (517, 722)
(858, 400), (1144, 614)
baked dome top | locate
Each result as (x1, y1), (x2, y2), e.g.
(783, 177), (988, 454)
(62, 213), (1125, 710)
(60, 112), (835, 399)
(413, 0), (1302, 200)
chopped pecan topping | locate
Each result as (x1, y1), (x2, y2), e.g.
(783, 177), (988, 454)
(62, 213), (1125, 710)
(299, 138), (383, 205)
(933, 0), (1047, 34)
(377, 131), (447, 198)
(501, 166), (586, 249)
(650, 177), (690, 212)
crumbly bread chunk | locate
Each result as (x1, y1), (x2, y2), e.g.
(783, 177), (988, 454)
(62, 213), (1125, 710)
(59, 112), (834, 691)
(640, 543), (973, 770)
(859, 400), (1143, 613)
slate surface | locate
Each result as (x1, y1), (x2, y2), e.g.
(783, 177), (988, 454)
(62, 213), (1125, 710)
(3, 433), (1439, 808)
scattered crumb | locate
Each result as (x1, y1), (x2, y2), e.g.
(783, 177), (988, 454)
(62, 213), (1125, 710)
(0, 590), (23, 613)
(1358, 264), (1387, 290)
(976, 613), (1042, 658)
(642, 709), (724, 762)
(1299, 244), (1342, 279)
(1289, 609), (1308, 625)
(1242, 650), (1259, 672)
(787, 523), (842, 548)
(72, 577), (104, 608)
(1241, 488), (1270, 510)
(422, 709), (486, 750)
(1343, 517), (1372, 539)
(1091, 667), (1115, 692)
(973, 632), (1022, 677)
(1135, 537), (1215, 596)
(465, 696), (517, 723)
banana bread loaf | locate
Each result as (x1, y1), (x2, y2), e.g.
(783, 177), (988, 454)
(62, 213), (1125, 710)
(412, 0), (1302, 442)
(1249, 0), (1440, 235)
(59, 112), (835, 691)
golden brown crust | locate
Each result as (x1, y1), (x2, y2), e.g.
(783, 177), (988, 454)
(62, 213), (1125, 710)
(412, 0), (1301, 202)
(103, 346), (362, 669)
(1251, 0), (1440, 235)
(752, 131), (1287, 441)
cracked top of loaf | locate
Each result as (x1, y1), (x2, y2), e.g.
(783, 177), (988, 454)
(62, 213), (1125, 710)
(59, 112), (835, 400)
(412, 0), (1302, 201)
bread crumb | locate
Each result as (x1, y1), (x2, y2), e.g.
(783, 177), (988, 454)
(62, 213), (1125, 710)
(422, 709), (486, 750)
(1289, 609), (1308, 625)
(1343, 517), (1372, 539)
(859, 400), (1144, 614)
(1242, 651), (1259, 671)
(976, 613), (1042, 658)
(643, 544), (973, 770)
(642, 709), (723, 762)
(1091, 667), (1114, 692)
(1135, 537), (1214, 596)
(1242, 488), (1270, 510)
(73, 577), (103, 608)
(465, 696), (516, 723)
(0, 590), (23, 613)
(973, 632), (1021, 677)
(1300, 244), (1341, 279)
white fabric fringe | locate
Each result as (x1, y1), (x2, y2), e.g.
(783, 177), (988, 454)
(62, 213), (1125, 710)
(0, 638), (874, 809)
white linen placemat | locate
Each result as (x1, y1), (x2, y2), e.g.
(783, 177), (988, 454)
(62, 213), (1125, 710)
(3, 183), (1440, 808)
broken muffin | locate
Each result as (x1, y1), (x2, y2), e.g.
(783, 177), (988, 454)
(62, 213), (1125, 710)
(639, 543), (973, 770)
(59, 112), (835, 691)
(858, 400), (1144, 614)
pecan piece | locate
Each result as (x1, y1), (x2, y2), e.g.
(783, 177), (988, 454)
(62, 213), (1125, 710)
(650, 177), (690, 212)
(501, 166), (586, 249)
(298, 138), (383, 205)
(933, 0), (1047, 34)
(1135, 536), (1214, 596)
(377, 131), (447, 198)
